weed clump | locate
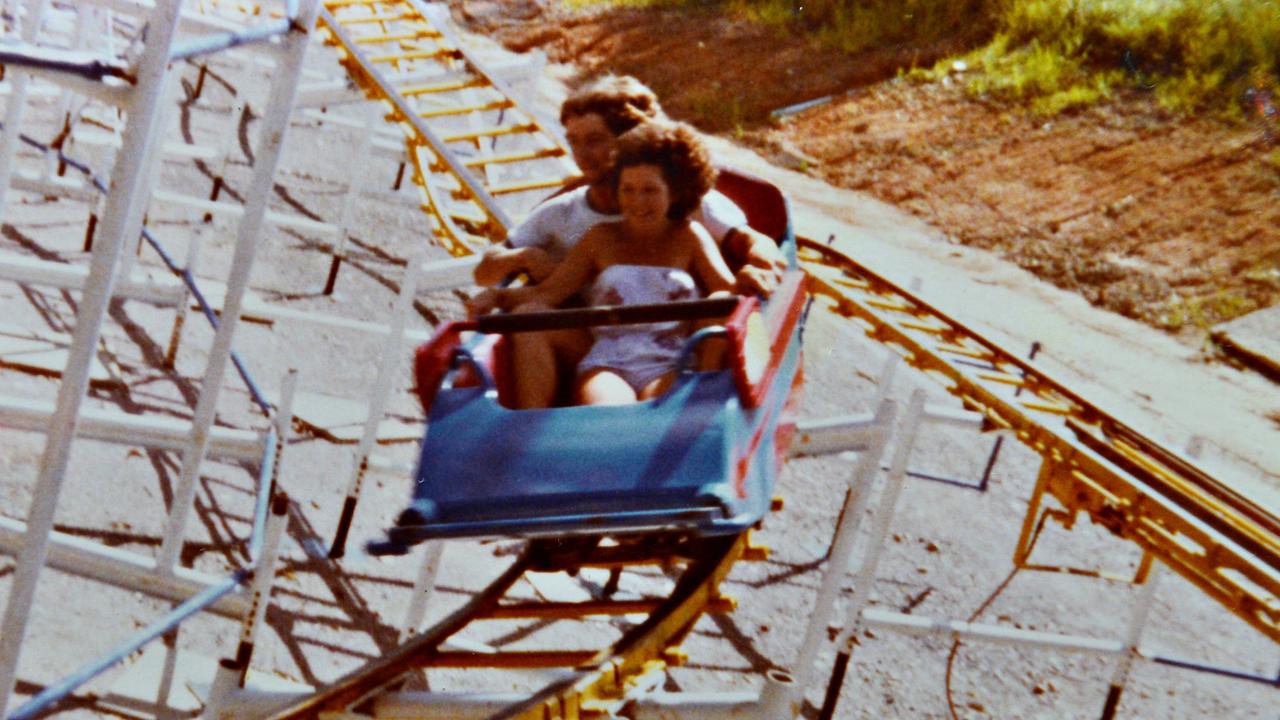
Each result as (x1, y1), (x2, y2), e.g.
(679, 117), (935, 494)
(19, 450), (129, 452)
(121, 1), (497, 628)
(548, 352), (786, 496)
(969, 0), (1280, 116)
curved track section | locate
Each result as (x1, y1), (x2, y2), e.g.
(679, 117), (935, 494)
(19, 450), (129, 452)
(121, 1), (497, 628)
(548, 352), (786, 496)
(317, 0), (578, 254)
(264, 533), (749, 719)
(799, 238), (1280, 643)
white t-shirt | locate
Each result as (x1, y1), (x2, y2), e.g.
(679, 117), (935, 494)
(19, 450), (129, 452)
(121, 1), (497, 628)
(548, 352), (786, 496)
(508, 186), (748, 261)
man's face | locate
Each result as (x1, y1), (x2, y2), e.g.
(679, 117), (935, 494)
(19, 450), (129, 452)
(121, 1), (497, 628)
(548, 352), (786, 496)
(564, 113), (616, 183)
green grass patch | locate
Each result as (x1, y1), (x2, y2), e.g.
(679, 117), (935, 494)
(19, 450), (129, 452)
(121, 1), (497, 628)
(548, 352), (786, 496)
(1161, 289), (1259, 331)
(571, 0), (1279, 116)
(965, 0), (1280, 115)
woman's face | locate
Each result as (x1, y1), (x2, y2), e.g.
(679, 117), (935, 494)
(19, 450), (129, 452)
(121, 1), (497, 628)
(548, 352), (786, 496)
(617, 164), (672, 232)
(564, 113), (616, 183)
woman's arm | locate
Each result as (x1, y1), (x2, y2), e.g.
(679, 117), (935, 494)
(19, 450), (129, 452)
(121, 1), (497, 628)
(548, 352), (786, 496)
(687, 223), (735, 295)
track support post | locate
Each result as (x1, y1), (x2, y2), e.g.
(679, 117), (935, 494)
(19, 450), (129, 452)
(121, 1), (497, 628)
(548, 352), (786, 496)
(402, 541), (446, 638)
(157, 0), (321, 574)
(781, 398), (897, 716)
(0, 0), (182, 710)
(330, 248), (427, 558)
(235, 494), (290, 685)
(323, 102), (378, 296)
(1100, 562), (1162, 720)
(165, 230), (203, 368)
(818, 390), (927, 719)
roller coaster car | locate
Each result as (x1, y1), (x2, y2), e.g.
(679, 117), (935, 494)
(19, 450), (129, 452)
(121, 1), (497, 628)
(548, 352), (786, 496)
(368, 170), (806, 554)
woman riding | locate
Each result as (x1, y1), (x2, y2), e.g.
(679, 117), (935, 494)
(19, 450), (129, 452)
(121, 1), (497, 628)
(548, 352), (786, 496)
(467, 121), (734, 405)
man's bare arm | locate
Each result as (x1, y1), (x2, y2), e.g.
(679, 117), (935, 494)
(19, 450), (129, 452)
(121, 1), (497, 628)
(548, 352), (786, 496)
(473, 245), (555, 287)
(723, 225), (787, 297)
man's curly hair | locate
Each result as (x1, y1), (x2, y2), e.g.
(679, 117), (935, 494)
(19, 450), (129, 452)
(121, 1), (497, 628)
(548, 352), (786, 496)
(560, 75), (662, 136)
(612, 122), (716, 221)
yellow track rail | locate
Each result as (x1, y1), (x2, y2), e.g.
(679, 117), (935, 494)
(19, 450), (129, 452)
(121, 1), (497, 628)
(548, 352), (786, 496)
(316, 0), (579, 255)
(263, 533), (754, 719)
(799, 238), (1280, 643)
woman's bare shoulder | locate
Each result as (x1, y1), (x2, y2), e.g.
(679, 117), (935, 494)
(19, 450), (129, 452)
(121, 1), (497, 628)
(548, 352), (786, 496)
(581, 221), (625, 244)
(677, 220), (716, 249)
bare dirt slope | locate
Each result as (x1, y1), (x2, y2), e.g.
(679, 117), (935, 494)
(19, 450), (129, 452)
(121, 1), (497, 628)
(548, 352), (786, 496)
(454, 0), (1280, 333)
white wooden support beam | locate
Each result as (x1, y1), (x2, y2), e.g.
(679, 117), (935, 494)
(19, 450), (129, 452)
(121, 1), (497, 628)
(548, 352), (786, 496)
(158, 0), (322, 574)
(68, 124), (221, 160)
(11, 167), (99, 203)
(150, 189), (341, 239)
(0, 517), (251, 618)
(0, 393), (265, 460)
(861, 608), (1126, 654)
(0, 250), (188, 305)
(77, 0), (252, 36)
(790, 412), (886, 457)
(0, 0), (53, 218)
(2, 62), (134, 107)
(205, 688), (785, 719)
(787, 399), (896, 707)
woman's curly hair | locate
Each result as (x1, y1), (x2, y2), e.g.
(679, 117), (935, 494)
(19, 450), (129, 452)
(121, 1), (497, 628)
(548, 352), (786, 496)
(560, 75), (662, 136)
(611, 121), (716, 221)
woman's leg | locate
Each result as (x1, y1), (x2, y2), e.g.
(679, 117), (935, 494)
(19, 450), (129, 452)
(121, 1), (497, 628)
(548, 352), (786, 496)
(576, 368), (639, 406)
(638, 371), (676, 401)
(506, 298), (592, 409)
(510, 329), (558, 409)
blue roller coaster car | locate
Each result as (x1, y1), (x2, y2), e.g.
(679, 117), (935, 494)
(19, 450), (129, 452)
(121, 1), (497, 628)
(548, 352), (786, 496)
(369, 170), (806, 553)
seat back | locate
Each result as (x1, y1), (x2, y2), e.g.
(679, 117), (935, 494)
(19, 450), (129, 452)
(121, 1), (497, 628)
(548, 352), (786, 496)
(715, 167), (790, 242)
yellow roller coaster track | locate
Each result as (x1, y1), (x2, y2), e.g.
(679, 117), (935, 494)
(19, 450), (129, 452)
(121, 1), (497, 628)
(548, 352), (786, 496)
(315, 0), (579, 253)
(800, 238), (1279, 644)
(264, 533), (758, 719)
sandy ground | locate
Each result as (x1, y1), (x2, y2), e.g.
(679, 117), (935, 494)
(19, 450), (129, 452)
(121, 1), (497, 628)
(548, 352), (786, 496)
(0, 6), (1276, 720)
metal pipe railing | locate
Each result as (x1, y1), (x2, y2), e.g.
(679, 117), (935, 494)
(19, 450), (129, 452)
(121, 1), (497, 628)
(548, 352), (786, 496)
(5, 572), (247, 720)
(0, 42), (131, 81)
(168, 18), (292, 62)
